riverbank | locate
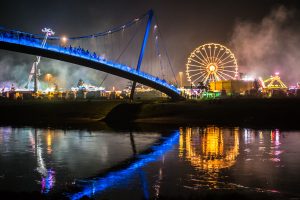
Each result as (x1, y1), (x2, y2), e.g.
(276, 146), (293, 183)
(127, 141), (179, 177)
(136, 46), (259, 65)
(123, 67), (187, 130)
(1, 98), (300, 129)
(105, 98), (300, 129)
(0, 99), (121, 128)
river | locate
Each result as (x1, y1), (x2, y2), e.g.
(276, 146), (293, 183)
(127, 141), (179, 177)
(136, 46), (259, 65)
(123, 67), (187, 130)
(0, 126), (300, 199)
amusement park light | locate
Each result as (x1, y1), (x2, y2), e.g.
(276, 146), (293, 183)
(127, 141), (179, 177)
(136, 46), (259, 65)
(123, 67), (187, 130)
(242, 75), (254, 81)
(42, 28), (55, 36)
(275, 72), (280, 76)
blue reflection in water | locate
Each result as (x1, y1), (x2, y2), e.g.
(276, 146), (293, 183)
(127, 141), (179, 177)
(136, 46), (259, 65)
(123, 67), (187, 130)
(68, 131), (180, 200)
(139, 169), (150, 200)
(41, 169), (55, 193)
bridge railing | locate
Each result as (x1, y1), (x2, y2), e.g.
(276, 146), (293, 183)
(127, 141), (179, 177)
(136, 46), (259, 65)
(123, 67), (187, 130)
(0, 29), (180, 94)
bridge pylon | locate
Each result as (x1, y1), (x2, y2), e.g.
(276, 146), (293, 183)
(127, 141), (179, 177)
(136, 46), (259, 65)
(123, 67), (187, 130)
(130, 10), (153, 101)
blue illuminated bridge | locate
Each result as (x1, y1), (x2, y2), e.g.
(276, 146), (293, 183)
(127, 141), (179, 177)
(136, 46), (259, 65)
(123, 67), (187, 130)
(0, 10), (184, 100)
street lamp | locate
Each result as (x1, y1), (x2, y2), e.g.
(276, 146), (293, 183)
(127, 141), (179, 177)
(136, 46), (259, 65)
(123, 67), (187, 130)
(179, 71), (183, 88)
(61, 36), (68, 44)
(45, 73), (52, 82)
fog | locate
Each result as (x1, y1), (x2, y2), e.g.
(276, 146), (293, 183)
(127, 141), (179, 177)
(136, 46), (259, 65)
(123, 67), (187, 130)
(231, 6), (300, 85)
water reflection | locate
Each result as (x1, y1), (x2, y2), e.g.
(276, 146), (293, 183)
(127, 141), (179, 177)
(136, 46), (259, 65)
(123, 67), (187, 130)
(47, 130), (53, 154)
(30, 129), (56, 193)
(241, 128), (283, 164)
(270, 129), (283, 163)
(0, 127), (162, 196)
(41, 169), (55, 193)
(179, 126), (239, 172)
(1, 126), (300, 199)
(69, 131), (179, 200)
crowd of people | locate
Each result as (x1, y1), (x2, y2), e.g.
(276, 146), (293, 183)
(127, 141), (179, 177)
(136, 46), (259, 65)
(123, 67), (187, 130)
(0, 31), (40, 44)
(62, 45), (104, 62)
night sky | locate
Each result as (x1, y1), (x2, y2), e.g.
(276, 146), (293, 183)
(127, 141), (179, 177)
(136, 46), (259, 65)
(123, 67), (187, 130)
(1, 0), (300, 88)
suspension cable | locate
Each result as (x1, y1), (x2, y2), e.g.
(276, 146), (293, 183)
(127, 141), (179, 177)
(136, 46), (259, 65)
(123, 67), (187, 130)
(0, 11), (149, 40)
(153, 23), (164, 79)
(99, 18), (144, 87)
(153, 16), (178, 85)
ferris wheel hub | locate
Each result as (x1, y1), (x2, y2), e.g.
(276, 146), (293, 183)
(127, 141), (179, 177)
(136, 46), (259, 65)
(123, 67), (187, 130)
(208, 64), (217, 72)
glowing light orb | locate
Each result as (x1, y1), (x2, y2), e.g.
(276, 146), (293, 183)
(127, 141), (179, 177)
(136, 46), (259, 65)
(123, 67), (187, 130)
(61, 36), (68, 43)
(209, 65), (216, 72)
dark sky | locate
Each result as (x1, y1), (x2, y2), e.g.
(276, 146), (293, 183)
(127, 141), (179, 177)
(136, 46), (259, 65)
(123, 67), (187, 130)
(0, 0), (300, 88)
(1, 1), (298, 45)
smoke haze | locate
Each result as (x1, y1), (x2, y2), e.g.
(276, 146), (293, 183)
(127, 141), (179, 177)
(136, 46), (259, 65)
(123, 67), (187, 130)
(231, 6), (300, 84)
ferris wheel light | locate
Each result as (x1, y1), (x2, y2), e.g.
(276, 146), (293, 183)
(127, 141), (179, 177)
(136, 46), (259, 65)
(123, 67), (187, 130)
(186, 43), (238, 84)
(209, 65), (216, 72)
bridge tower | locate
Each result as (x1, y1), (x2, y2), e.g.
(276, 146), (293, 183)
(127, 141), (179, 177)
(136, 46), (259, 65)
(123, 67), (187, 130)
(129, 10), (154, 101)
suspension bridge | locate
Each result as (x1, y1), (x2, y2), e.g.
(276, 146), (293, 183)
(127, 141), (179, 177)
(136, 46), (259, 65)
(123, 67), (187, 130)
(0, 10), (183, 100)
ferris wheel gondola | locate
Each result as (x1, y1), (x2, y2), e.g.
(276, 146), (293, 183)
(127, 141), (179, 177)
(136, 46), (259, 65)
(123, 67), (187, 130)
(186, 43), (238, 86)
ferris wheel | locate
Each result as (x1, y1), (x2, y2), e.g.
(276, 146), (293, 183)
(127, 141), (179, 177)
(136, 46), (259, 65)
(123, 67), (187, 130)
(186, 43), (238, 86)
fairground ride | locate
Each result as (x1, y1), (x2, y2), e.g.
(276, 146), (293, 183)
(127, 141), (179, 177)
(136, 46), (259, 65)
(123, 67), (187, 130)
(186, 43), (238, 86)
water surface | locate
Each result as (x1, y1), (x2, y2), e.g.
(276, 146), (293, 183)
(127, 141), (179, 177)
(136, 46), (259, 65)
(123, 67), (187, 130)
(1, 126), (300, 199)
